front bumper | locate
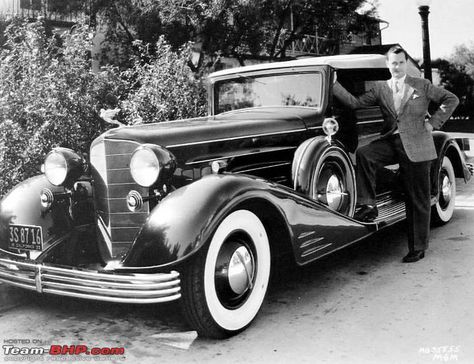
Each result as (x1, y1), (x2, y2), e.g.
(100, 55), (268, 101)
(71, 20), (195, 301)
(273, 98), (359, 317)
(0, 257), (181, 304)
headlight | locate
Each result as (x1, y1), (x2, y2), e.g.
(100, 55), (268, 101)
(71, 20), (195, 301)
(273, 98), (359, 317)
(130, 147), (160, 187)
(130, 145), (176, 187)
(44, 148), (84, 186)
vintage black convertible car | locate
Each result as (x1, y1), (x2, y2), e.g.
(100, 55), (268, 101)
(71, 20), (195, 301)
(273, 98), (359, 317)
(0, 54), (472, 339)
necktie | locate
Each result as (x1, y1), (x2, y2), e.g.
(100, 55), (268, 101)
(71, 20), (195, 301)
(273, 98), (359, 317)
(393, 80), (402, 113)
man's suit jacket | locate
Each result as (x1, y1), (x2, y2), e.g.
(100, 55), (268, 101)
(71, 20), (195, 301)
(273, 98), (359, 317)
(333, 76), (459, 162)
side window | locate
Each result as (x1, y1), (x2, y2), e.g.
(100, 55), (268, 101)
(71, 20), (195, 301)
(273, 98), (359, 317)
(338, 68), (390, 93)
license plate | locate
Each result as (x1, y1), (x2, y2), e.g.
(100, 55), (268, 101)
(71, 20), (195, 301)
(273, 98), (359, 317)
(8, 224), (43, 251)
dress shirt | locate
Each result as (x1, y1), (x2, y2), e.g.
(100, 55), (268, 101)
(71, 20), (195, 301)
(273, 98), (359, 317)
(391, 75), (406, 134)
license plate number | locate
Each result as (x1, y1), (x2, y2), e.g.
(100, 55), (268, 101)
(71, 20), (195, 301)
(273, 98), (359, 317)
(8, 224), (43, 251)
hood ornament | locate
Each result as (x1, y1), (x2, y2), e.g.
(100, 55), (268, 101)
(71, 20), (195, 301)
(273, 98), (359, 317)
(99, 108), (124, 127)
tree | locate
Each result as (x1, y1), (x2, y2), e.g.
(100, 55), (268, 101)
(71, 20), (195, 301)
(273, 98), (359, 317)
(450, 42), (474, 79)
(434, 58), (474, 119)
(87, 0), (376, 69)
(444, 43), (474, 118)
(27, 1), (377, 69)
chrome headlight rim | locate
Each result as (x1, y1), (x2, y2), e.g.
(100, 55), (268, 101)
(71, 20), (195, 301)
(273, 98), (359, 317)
(44, 148), (84, 187)
(130, 146), (161, 188)
(44, 150), (68, 186)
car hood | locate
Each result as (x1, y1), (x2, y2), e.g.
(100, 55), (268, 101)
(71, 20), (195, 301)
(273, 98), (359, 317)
(101, 107), (320, 148)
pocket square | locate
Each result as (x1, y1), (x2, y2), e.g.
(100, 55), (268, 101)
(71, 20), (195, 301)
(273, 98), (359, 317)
(412, 94), (419, 99)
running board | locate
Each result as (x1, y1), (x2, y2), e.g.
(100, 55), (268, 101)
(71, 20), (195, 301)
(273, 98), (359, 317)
(354, 193), (438, 230)
(374, 193), (405, 228)
(355, 193), (405, 230)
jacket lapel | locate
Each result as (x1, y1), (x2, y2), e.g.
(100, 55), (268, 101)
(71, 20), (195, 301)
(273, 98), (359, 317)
(383, 80), (397, 118)
(398, 76), (415, 115)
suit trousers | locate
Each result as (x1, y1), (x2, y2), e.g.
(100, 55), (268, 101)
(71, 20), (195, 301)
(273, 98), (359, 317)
(356, 134), (431, 251)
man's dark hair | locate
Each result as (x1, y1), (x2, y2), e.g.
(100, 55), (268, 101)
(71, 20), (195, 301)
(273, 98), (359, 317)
(386, 46), (408, 60)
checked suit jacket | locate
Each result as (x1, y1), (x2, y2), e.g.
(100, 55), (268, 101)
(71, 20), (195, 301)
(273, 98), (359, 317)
(333, 76), (459, 162)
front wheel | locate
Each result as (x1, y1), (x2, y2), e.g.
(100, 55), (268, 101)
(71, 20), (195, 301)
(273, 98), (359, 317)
(181, 210), (271, 339)
(432, 156), (456, 225)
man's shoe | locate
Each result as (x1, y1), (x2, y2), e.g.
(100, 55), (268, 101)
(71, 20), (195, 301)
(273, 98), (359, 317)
(402, 250), (425, 263)
(353, 205), (378, 222)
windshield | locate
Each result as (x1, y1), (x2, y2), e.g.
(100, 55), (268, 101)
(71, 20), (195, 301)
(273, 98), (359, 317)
(214, 72), (323, 115)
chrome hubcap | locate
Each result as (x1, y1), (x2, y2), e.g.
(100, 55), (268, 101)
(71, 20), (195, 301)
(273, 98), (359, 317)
(228, 246), (254, 295)
(326, 174), (344, 209)
(215, 235), (256, 308)
(441, 175), (452, 202)
(314, 156), (353, 215)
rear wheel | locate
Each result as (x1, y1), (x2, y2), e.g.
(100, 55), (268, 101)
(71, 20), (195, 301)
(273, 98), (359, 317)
(181, 210), (271, 339)
(432, 157), (456, 225)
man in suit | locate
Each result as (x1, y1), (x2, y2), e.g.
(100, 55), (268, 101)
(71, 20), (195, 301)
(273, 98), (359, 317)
(333, 45), (459, 262)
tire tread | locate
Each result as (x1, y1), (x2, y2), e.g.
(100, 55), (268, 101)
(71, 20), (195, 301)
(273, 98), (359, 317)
(181, 250), (231, 339)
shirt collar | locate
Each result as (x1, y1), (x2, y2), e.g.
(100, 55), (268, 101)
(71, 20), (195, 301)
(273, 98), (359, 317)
(392, 75), (407, 85)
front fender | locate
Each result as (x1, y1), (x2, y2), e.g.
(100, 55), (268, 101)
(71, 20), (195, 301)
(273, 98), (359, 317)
(122, 174), (279, 268)
(122, 172), (370, 269)
(0, 175), (71, 259)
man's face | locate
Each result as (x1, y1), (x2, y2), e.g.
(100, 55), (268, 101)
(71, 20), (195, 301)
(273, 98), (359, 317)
(386, 52), (408, 79)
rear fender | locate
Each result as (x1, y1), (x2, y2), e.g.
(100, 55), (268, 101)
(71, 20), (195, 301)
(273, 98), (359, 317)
(432, 131), (471, 184)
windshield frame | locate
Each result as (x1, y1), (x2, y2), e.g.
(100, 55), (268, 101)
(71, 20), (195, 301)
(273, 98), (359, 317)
(209, 66), (327, 116)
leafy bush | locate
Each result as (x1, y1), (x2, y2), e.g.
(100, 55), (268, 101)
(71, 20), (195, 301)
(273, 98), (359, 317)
(0, 19), (123, 195)
(0, 19), (207, 196)
(120, 37), (207, 125)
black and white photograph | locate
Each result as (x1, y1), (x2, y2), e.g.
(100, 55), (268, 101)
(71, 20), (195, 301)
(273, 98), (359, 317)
(0, 0), (473, 363)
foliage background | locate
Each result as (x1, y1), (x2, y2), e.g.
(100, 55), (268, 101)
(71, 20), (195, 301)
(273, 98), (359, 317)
(0, 0), (378, 196)
(0, 19), (207, 196)
(90, 0), (376, 69)
(1, 0), (473, 197)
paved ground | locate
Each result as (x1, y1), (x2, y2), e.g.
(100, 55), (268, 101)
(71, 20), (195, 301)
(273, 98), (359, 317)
(1, 156), (473, 364)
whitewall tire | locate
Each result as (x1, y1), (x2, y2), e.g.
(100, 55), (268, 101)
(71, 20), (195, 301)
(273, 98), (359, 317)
(182, 209), (271, 338)
(432, 157), (456, 225)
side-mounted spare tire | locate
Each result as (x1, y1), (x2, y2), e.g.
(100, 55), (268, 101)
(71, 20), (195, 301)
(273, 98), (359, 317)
(292, 137), (356, 217)
(181, 210), (271, 339)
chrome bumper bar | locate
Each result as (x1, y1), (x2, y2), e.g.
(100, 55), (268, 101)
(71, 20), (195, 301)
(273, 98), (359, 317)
(0, 258), (181, 304)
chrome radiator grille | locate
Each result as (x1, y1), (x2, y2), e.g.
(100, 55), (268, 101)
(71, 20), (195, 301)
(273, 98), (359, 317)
(90, 139), (149, 257)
